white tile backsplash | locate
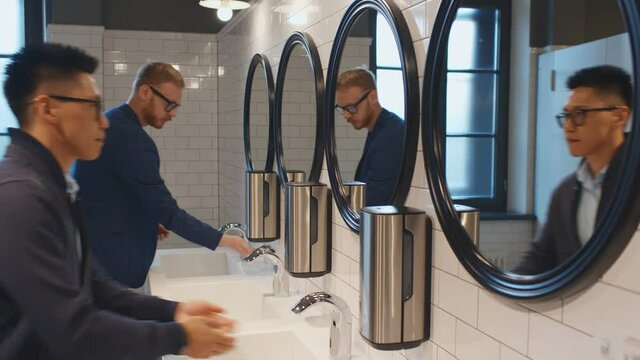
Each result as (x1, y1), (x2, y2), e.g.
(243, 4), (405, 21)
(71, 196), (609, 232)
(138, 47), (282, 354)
(529, 314), (599, 360)
(477, 291), (529, 354)
(455, 320), (500, 360)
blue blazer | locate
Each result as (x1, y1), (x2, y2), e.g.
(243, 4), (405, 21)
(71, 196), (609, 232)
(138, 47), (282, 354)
(355, 108), (405, 206)
(75, 104), (222, 287)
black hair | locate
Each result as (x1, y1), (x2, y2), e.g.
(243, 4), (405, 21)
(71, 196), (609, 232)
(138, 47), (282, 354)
(3, 42), (99, 127)
(567, 65), (633, 109)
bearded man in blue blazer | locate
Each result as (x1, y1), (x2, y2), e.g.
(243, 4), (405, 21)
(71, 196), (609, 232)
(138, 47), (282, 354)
(75, 63), (252, 288)
(335, 68), (405, 206)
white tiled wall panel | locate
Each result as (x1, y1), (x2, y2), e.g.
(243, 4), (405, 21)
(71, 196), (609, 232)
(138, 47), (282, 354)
(218, 0), (640, 359)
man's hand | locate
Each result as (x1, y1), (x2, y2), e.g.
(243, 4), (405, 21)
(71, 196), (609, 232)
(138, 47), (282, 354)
(175, 300), (234, 332)
(179, 316), (234, 358)
(157, 224), (170, 242)
(219, 234), (253, 257)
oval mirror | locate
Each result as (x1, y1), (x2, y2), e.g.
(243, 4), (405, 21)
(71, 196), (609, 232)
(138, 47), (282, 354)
(423, 0), (640, 298)
(325, 0), (420, 233)
(244, 54), (275, 171)
(275, 32), (325, 186)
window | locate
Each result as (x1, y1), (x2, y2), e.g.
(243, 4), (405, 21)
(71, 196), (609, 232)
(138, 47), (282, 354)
(373, 12), (405, 118)
(442, 0), (510, 211)
(0, 0), (45, 157)
(0, 0), (25, 134)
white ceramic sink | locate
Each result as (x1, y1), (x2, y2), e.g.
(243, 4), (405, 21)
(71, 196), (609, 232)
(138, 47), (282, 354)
(152, 248), (242, 279)
(155, 278), (278, 321)
(162, 330), (317, 360)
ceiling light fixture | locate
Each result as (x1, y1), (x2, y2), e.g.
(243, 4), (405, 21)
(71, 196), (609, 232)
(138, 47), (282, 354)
(199, 0), (250, 22)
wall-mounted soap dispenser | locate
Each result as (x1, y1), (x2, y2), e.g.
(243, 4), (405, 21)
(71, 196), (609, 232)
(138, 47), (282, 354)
(454, 204), (480, 246)
(285, 170), (306, 183)
(360, 206), (431, 350)
(246, 170), (280, 242)
(343, 181), (365, 214)
(285, 182), (332, 277)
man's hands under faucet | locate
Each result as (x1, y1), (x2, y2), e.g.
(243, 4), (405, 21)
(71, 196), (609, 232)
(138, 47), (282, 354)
(176, 300), (236, 358)
(219, 234), (254, 257)
(179, 316), (235, 358)
(174, 300), (234, 331)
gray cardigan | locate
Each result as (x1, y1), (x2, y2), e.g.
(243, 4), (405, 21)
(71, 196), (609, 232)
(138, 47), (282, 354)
(513, 145), (626, 275)
(0, 129), (185, 359)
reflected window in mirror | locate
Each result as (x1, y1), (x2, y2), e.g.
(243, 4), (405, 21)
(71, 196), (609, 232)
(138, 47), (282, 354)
(443, 1), (510, 212)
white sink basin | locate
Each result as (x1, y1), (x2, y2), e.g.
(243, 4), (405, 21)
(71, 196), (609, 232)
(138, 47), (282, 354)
(152, 248), (242, 279)
(155, 279), (278, 322)
(163, 330), (317, 360)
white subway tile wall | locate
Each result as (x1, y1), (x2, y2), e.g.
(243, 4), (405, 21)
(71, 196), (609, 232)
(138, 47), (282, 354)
(218, 0), (640, 359)
(49, 25), (219, 248)
(49, 0), (640, 357)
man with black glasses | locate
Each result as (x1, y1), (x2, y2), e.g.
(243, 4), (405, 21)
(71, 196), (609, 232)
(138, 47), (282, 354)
(75, 62), (252, 288)
(335, 67), (405, 206)
(514, 65), (632, 274)
(0, 43), (235, 360)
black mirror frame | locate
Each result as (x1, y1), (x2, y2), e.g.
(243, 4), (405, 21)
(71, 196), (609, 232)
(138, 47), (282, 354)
(274, 31), (325, 188)
(325, 0), (420, 233)
(422, 0), (640, 299)
(244, 53), (276, 171)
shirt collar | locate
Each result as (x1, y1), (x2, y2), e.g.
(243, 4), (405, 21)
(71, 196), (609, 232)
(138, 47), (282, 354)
(576, 160), (608, 189)
(65, 173), (80, 202)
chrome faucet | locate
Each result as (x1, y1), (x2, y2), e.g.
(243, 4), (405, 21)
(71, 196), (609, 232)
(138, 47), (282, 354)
(292, 292), (351, 360)
(243, 245), (289, 297)
(218, 222), (246, 238)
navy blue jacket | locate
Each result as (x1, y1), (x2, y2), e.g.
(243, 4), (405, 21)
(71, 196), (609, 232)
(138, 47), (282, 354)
(0, 129), (185, 359)
(75, 104), (222, 287)
(355, 108), (405, 206)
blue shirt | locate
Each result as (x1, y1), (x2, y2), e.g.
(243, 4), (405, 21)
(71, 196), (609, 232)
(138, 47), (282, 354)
(575, 161), (607, 245)
(74, 104), (222, 287)
(354, 108), (405, 206)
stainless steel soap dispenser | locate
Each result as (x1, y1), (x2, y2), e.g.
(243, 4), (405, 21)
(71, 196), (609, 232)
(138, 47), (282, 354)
(360, 205), (431, 350)
(285, 181), (332, 277)
(285, 170), (306, 183)
(343, 180), (365, 214)
(246, 170), (280, 242)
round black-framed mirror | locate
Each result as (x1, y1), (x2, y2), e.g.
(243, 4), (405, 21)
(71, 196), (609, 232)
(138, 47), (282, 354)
(325, 0), (420, 233)
(274, 31), (325, 188)
(422, 0), (640, 299)
(244, 53), (276, 171)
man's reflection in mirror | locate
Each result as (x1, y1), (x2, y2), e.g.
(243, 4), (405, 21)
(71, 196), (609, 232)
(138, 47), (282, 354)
(513, 65), (632, 274)
(335, 67), (404, 206)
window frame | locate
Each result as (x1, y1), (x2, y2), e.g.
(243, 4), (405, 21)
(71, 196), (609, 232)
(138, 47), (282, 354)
(370, 11), (405, 118)
(0, 0), (46, 136)
(440, 0), (512, 212)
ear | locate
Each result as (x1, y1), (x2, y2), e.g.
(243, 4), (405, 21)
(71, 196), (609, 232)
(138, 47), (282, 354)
(369, 90), (379, 105)
(137, 84), (151, 101)
(33, 96), (59, 125)
(613, 106), (631, 130)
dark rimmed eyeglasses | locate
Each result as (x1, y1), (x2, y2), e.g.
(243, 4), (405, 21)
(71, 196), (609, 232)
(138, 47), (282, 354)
(148, 85), (180, 112)
(335, 90), (372, 115)
(555, 106), (626, 128)
(47, 95), (103, 121)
